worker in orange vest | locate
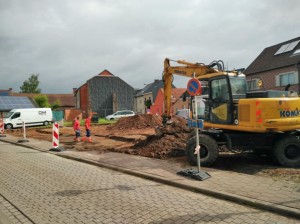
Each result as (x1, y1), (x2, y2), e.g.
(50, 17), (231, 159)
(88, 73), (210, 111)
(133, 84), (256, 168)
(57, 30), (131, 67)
(73, 116), (81, 141)
(82, 115), (92, 142)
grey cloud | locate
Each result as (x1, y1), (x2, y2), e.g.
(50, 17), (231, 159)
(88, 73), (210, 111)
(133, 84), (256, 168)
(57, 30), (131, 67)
(1, 0), (300, 93)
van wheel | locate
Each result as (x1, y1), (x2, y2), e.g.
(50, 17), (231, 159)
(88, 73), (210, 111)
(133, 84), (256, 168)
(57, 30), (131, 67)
(272, 136), (300, 167)
(186, 134), (219, 167)
(5, 123), (13, 130)
(44, 121), (49, 126)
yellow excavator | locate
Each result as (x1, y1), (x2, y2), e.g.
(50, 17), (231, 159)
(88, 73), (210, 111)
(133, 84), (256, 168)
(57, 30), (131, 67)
(162, 58), (300, 167)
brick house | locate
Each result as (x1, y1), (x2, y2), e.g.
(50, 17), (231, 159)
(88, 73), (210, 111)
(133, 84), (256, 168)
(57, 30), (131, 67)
(172, 90), (190, 112)
(74, 70), (134, 118)
(244, 37), (300, 94)
(135, 79), (175, 114)
(150, 88), (187, 115)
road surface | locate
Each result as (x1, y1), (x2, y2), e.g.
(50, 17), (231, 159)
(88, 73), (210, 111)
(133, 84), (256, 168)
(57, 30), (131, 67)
(0, 141), (298, 224)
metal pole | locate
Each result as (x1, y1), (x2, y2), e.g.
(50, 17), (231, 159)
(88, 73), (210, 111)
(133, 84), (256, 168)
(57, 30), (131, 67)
(23, 121), (26, 140)
(17, 121), (29, 143)
(193, 72), (201, 173)
(194, 99), (201, 173)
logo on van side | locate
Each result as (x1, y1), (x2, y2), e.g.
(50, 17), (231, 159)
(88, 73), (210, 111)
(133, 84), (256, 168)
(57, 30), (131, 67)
(38, 111), (47, 115)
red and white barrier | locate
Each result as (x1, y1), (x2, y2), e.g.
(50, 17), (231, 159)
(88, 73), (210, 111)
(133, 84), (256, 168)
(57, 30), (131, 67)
(49, 122), (64, 152)
(0, 115), (4, 135)
(52, 122), (59, 148)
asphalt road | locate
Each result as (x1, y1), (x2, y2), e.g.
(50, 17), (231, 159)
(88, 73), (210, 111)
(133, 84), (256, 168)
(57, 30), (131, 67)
(0, 142), (298, 224)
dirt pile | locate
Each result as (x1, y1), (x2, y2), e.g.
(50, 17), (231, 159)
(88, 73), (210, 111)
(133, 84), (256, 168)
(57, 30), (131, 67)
(107, 114), (162, 130)
(4, 114), (300, 182)
(108, 114), (191, 158)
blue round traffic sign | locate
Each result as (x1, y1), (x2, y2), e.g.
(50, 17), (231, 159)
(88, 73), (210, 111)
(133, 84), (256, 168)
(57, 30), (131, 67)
(187, 78), (202, 96)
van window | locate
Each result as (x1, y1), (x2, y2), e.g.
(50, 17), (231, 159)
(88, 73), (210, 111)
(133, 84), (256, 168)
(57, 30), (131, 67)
(4, 112), (13, 118)
(11, 112), (21, 119)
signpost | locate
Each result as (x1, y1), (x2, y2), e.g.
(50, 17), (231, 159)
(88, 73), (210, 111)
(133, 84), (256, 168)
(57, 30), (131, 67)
(17, 121), (29, 143)
(177, 78), (211, 181)
(187, 78), (202, 96)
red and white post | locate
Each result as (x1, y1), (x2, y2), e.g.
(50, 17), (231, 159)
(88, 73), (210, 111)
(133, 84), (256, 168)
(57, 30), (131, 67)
(49, 122), (64, 152)
(52, 122), (59, 148)
(0, 113), (6, 137)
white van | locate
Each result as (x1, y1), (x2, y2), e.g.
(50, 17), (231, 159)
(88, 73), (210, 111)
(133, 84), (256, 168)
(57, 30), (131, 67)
(4, 108), (53, 129)
(175, 109), (190, 119)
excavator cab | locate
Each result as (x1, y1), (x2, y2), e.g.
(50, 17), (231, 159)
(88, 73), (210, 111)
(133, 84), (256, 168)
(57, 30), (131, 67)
(205, 74), (247, 124)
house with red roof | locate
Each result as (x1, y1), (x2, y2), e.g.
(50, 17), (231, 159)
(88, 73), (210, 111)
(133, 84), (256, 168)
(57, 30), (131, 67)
(150, 88), (188, 116)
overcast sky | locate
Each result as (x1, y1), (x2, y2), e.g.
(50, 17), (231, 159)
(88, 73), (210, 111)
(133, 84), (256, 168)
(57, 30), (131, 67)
(1, 0), (300, 94)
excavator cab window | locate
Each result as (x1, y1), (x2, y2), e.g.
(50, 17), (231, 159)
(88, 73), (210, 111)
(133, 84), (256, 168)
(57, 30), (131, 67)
(229, 76), (247, 99)
(211, 78), (229, 102)
(209, 76), (233, 124)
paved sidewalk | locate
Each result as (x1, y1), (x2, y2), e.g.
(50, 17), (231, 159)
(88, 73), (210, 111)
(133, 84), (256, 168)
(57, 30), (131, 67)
(1, 135), (300, 220)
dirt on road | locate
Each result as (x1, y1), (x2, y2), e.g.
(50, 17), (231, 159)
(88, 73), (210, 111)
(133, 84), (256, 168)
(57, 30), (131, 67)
(6, 114), (300, 183)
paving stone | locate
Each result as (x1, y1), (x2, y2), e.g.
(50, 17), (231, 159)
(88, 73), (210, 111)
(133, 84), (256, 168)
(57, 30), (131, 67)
(1, 139), (299, 224)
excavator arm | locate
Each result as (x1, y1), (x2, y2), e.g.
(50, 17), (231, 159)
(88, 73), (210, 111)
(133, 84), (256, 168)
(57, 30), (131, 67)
(162, 58), (220, 120)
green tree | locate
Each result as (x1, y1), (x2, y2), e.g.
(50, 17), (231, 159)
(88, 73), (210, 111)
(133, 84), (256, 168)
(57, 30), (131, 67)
(51, 100), (61, 111)
(34, 95), (50, 108)
(34, 95), (61, 110)
(20, 74), (41, 93)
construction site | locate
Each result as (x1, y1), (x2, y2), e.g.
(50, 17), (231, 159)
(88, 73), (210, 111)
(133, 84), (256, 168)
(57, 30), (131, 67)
(5, 114), (300, 183)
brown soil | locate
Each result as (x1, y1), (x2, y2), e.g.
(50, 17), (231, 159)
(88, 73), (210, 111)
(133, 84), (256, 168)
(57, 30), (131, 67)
(6, 114), (300, 183)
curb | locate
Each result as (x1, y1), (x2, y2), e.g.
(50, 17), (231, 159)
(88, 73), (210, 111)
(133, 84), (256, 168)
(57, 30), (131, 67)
(1, 138), (300, 220)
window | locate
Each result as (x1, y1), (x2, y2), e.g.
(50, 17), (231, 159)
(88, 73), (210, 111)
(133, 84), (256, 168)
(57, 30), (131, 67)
(4, 112), (13, 118)
(275, 40), (300, 55)
(292, 49), (300, 56)
(247, 78), (260, 91)
(276, 72), (298, 86)
(11, 112), (21, 119)
(211, 78), (229, 101)
(229, 77), (247, 95)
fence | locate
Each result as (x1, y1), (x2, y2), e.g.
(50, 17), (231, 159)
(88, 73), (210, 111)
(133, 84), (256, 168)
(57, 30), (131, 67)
(52, 111), (64, 121)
